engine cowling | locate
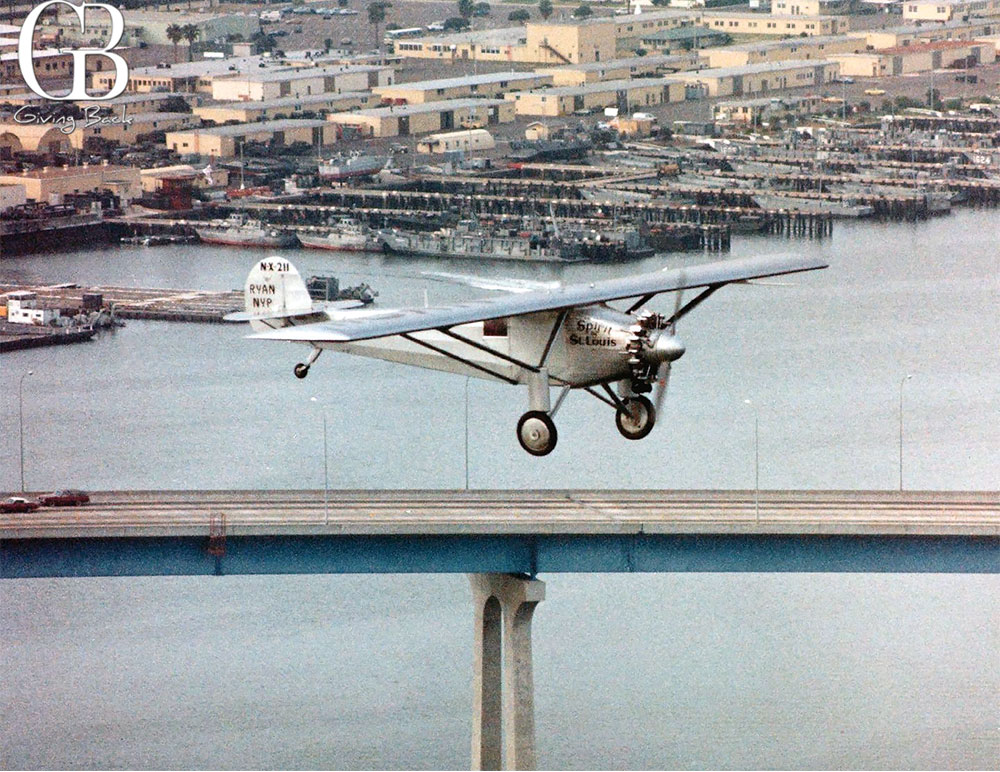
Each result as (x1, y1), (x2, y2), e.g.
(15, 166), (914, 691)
(644, 330), (686, 364)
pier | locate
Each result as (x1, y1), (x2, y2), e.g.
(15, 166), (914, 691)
(0, 281), (243, 324)
(4, 489), (996, 769)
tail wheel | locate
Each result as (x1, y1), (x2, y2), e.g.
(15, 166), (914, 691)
(615, 395), (655, 440)
(517, 411), (558, 456)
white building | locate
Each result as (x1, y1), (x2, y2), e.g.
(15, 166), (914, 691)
(417, 128), (496, 154)
(3, 292), (61, 326)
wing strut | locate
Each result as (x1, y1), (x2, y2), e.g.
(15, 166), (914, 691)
(400, 333), (520, 385)
(438, 327), (573, 386)
(439, 328), (541, 374)
(665, 285), (723, 328)
(538, 310), (568, 369)
(626, 293), (656, 314)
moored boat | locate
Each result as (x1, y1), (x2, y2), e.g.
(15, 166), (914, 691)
(298, 218), (375, 252)
(194, 213), (299, 248)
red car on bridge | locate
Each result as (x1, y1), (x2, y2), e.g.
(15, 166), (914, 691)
(1, 497), (41, 513)
(37, 490), (90, 507)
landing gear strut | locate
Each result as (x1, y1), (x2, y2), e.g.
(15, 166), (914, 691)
(517, 411), (558, 456)
(294, 347), (322, 379)
(615, 395), (656, 440)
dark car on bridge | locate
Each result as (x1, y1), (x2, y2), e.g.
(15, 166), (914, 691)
(1, 497), (41, 513)
(38, 490), (90, 507)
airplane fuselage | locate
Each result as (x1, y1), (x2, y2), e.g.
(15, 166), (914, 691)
(321, 305), (637, 388)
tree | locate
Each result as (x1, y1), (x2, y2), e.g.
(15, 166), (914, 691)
(472, 2), (491, 16)
(508, 8), (530, 21)
(443, 16), (470, 30)
(338, 0), (349, 6)
(538, 0), (553, 19)
(367, 2), (391, 51)
(181, 24), (200, 63)
(251, 30), (277, 52)
(572, 3), (592, 17)
(324, 37), (333, 51)
(166, 23), (185, 63)
(457, 0), (474, 19)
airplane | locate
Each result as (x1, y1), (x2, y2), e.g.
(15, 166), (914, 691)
(226, 254), (827, 455)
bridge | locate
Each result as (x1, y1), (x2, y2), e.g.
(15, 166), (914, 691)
(3, 489), (997, 769)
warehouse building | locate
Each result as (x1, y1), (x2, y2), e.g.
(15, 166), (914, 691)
(194, 92), (377, 123)
(849, 19), (998, 48)
(700, 35), (866, 68)
(325, 99), (514, 138)
(165, 119), (338, 157)
(830, 39), (996, 76)
(0, 164), (142, 204)
(210, 65), (393, 102)
(537, 53), (698, 86)
(372, 72), (552, 104)
(901, 0), (1000, 23)
(697, 11), (850, 36)
(668, 59), (840, 97)
(506, 77), (687, 117)
(66, 112), (202, 150)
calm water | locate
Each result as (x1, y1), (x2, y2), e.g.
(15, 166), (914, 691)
(1, 211), (998, 768)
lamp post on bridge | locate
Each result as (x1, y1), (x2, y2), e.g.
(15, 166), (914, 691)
(899, 374), (912, 492)
(310, 397), (329, 524)
(19, 370), (33, 492)
(464, 376), (470, 491)
(744, 399), (759, 524)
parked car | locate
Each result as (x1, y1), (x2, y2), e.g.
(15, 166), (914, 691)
(38, 490), (90, 507)
(1, 497), (40, 513)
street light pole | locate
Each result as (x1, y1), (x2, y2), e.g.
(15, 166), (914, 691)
(322, 412), (329, 524)
(899, 374), (912, 492)
(464, 376), (470, 491)
(744, 399), (759, 524)
(19, 370), (33, 492)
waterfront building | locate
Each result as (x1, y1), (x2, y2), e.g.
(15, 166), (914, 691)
(165, 119), (339, 158)
(506, 77), (686, 117)
(325, 99), (514, 138)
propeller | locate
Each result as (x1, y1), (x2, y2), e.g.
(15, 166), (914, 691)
(652, 281), (685, 414)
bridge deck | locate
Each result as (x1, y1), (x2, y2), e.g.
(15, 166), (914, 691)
(2, 491), (997, 578)
(2, 490), (997, 538)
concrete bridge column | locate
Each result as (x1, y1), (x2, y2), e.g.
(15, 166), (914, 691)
(469, 573), (546, 771)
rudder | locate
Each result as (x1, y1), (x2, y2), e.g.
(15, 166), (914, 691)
(244, 257), (313, 332)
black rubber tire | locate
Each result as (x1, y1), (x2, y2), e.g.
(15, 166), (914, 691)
(294, 363), (310, 379)
(516, 411), (558, 456)
(615, 395), (656, 440)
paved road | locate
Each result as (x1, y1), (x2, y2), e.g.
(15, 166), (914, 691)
(3, 489), (997, 538)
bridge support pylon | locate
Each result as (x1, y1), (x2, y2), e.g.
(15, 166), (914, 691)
(469, 573), (546, 771)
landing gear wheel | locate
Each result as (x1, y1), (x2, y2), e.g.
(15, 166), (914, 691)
(294, 363), (310, 379)
(615, 395), (655, 440)
(516, 411), (558, 456)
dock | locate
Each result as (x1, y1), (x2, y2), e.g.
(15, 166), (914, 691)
(0, 282), (243, 324)
(0, 321), (97, 352)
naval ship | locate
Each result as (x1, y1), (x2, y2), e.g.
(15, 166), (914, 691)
(373, 220), (584, 262)
(194, 212), (299, 248)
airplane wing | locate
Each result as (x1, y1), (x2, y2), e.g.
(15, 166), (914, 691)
(421, 271), (563, 294)
(250, 253), (826, 343)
